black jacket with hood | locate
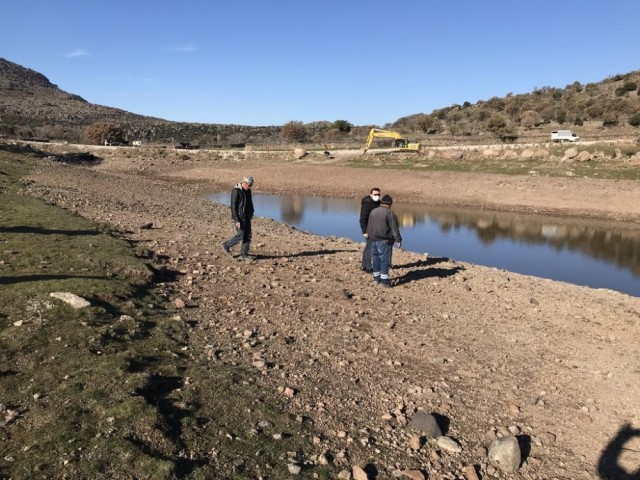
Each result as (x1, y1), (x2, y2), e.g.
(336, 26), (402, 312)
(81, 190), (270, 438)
(230, 184), (254, 222)
(359, 195), (381, 234)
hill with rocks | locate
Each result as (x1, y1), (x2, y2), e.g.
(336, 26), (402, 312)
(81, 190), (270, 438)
(0, 58), (279, 146)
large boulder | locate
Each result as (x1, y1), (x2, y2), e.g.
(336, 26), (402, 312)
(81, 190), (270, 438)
(563, 147), (579, 160)
(441, 149), (464, 161)
(576, 150), (592, 162)
(293, 148), (307, 159)
(522, 148), (550, 159)
(482, 149), (500, 157)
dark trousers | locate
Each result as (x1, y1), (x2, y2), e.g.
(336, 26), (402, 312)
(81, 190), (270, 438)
(223, 219), (252, 256)
(361, 238), (373, 271)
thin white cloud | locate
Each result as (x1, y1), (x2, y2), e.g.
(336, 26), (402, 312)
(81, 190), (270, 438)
(169, 44), (197, 53)
(65, 48), (90, 58)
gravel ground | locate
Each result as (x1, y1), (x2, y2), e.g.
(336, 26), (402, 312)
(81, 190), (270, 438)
(25, 148), (640, 480)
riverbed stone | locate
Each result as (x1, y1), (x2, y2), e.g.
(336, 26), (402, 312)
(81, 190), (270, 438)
(409, 412), (442, 438)
(488, 436), (521, 473)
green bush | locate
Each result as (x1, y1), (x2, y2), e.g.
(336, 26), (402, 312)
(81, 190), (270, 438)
(556, 110), (567, 124)
(332, 120), (352, 133)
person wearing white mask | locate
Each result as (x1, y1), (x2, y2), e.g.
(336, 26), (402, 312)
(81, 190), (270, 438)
(359, 187), (381, 272)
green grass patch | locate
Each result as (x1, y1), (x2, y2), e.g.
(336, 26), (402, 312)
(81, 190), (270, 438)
(0, 149), (335, 479)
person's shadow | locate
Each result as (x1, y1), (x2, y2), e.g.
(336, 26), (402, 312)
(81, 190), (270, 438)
(392, 256), (463, 286)
(598, 423), (640, 479)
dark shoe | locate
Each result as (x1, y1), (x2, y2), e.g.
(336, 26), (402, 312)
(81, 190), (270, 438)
(222, 245), (233, 257)
(373, 277), (381, 284)
(380, 281), (392, 288)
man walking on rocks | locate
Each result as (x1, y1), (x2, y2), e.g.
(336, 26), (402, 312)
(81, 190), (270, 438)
(367, 194), (402, 287)
(222, 176), (255, 262)
(359, 187), (381, 272)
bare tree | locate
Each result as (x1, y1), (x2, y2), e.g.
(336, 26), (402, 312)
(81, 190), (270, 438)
(281, 121), (308, 143)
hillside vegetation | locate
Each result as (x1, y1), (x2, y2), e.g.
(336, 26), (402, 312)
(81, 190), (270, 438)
(1, 57), (639, 147)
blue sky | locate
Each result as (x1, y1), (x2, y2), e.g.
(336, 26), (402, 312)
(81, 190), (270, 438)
(2, 1), (638, 126)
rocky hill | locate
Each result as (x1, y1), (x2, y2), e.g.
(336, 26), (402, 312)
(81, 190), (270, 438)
(0, 58), (279, 145)
(393, 71), (640, 141)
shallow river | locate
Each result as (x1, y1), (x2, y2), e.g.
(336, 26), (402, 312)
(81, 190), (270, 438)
(209, 192), (640, 297)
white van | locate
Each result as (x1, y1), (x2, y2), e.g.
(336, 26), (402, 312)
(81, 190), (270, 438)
(551, 130), (580, 142)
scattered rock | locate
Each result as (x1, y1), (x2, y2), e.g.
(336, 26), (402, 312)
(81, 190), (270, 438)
(49, 292), (91, 309)
(462, 464), (480, 480)
(294, 148), (307, 159)
(409, 412), (442, 438)
(399, 469), (425, 480)
(475, 446), (488, 458)
(352, 465), (369, 480)
(436, 436), (462, 453)
(564, 147), (579, 159)
(408, 434), (422, 450)
(538, 431), (557, 445)
(488, 436), (521, 473)
(576, 150), (592, 162)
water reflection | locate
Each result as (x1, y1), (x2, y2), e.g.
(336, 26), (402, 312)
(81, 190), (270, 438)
(209, 191), (640, 296)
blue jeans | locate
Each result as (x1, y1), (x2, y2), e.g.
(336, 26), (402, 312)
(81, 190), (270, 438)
(223, 219), (252, 256)
(371, 241), (392, 284)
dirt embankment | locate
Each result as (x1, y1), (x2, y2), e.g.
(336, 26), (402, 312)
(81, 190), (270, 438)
(26, 150), (640, 480)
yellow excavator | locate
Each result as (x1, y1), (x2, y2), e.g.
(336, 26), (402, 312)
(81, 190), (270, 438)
(364, 128), (421, 153)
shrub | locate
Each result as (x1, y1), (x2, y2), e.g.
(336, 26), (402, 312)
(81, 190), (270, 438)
(629, 113), (640, 127)
(520, 110), (542, 129)
(556, 109), (567, 124)
(332, 120), (352, 133)
(486, 114), (516, 141)
(82, 122), (125, 145)
(281, 121), (308, 142)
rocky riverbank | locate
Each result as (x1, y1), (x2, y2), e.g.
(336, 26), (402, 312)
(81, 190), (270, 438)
(23, 150), (640, 480)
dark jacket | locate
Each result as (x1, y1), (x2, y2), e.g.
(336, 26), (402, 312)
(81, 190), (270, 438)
(230, 184), (254, 222)
(366, 206), (402, 244)
(359, 195), (381, 234)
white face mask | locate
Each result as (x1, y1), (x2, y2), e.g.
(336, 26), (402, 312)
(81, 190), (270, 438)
(371, 194), (380, 201)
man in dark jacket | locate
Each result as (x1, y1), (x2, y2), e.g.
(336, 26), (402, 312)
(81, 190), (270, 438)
(359, 187), (381, 272)
(222, 176), (255, 261)
(366, 194), (402, 287)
